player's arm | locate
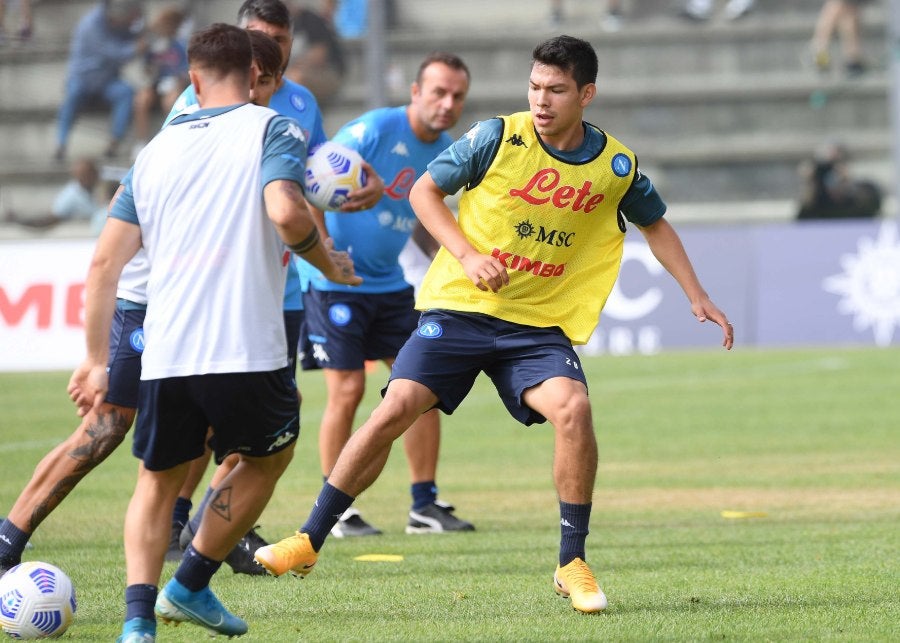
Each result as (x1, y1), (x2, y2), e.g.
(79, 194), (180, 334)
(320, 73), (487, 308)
(409, 172), (507, 293)
(68, 186), (142, 415)
(636, 217), (734, 350)
(265, 179), (361, 287)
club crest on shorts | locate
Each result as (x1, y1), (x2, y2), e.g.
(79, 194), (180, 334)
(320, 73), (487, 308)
(129, 328), (145, 352)
(329, 303), (352, 326)
(417, 321), (443, 339)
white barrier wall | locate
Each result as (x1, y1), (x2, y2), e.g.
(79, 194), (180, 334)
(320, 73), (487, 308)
(1, 219), (898, 371)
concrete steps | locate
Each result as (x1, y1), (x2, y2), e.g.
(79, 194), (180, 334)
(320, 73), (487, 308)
(0, 0), (892, 224)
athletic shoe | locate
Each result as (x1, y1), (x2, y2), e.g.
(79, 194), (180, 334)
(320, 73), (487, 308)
(553, 558), (608, 613)
(165, 523), (183, 562)
(254, 531), (317, 578)
(116, 617), (156, 642)
(406, 500), (475, 534)
(223, 526), (268, 576)
(155, 578), (248, 637)
(330, 508), (382, 538)
(178, 520), (195, 552)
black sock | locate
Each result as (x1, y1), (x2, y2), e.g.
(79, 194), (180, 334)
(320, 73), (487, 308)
(175, 544), (223, 591)
(301, 483), (354, 551)
(0, 519), (30, 564)
(559, 500), (591, 567)
(124, 583), (157, 621)
(410, 481), (437, 511)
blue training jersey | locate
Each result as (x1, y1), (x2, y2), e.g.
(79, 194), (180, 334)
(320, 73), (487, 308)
(165, 79), (328, 311)
(305, 106), (454, 294)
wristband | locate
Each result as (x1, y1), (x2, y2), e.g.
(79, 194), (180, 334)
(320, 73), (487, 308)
(289, 227), (320, 254)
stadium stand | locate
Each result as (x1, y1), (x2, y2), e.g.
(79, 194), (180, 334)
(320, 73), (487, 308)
(0, 0), (890, 235)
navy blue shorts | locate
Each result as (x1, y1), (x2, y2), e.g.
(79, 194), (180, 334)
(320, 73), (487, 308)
(105, 305), (145, 408)
(300, 287), (419, 371)
(388, 310), (588, 426)
(134, 367), (299, 471)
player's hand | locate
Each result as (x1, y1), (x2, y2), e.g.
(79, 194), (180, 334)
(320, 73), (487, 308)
(461, 253), (509, 293)
(322, 237), (363, 286)
(341, 160), (384, 212)
(691, 298), (734, 350)
(67, 361), (109, 417)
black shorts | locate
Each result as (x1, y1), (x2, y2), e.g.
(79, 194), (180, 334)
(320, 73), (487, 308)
(388, 310), (588, 426)
(300, 287), (419, 370)
(134, 367), (299, 471)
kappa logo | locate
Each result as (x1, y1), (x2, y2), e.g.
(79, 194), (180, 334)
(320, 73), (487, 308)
(129, 328), (145, 353)
(267, 429), (297, 452)
(391, 141), (410, 156)
(505, 134), (527, 147)
(283, 121), (306, 143)
(417, 321), (443, 339)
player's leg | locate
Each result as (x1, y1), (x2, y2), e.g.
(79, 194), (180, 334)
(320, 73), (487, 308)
(157, 368), (298, 636)
(0, 304), (143, 573)
(166, 447), (211, 561)
(401, 407), (475, 534)
(303, 287), (381, 536)
(0, 403), (135, 573)
(523, 376), (606, 614)
(255, 378), (438, 577)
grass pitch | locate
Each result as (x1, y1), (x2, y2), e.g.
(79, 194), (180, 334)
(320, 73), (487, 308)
(1, 346), (898, 641)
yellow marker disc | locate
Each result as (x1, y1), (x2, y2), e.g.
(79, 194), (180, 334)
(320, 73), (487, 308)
(720, 510), (768, 519)
(353, 554), (404, 562)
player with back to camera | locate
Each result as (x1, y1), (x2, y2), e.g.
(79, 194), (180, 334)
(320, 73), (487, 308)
(0, 28), (292, 581)
(68, 23), (360, 641)
(299, 51), (476, 538)
(256, 34), (734, 614)
(160, 0), (385, 573)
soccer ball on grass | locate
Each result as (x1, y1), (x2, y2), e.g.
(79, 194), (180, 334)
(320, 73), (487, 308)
(304, 141), (368, 211)
(0, 562), (76, 639)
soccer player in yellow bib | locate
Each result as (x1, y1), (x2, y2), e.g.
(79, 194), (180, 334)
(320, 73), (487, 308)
(256, 34), (734, 614)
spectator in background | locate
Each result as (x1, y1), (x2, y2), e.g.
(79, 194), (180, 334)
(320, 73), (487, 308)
(679, 0), (755, 21)
(55, 0), (146, 163)
(0, 0), (32, 43)
(286, 1), (346, 107)
(797, 140), (882, 220)
(811, 0), (873, 76)
(132, 4), (189, 157)
(4, 157), (105, 229)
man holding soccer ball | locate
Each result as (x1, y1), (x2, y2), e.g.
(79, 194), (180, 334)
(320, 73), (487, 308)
(298, 52), (475, 538)
(257, 34), (734, 614)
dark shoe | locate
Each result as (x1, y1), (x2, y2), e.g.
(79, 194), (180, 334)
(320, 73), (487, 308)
(330, 508), (382, 538)
(178, 520), (195, 552)
(406, 500), (475, 534)
(223, 526), (269, 575)
(165, 523), (183, 562)
(0, 557), (20, 578)
(845, 61), (866, 77)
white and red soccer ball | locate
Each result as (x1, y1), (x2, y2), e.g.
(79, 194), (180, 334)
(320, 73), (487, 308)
(304, 141), (368, 211)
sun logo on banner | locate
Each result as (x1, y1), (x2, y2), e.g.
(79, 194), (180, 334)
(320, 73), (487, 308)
(822, 221), (900, 347)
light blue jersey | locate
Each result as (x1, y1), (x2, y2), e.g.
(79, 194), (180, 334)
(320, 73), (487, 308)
(305, 106), (454, 294)
(165, 79), (328, 311)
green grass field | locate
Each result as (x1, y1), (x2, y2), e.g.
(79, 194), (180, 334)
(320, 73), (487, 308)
(1, 346), (898, 641)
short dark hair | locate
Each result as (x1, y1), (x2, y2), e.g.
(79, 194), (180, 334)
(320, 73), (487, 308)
(532, 35), (598, 89)
(188, 23), (253, 81)
(237, 0), (292, 30)
(415, 52), (470, 85)
(247, 29), (282, 77)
